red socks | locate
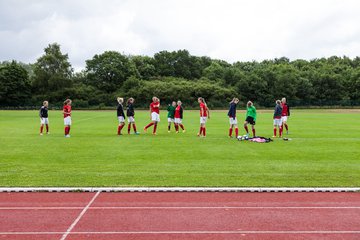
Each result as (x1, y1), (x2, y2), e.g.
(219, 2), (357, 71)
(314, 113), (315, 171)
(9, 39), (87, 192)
(203, 127), (206, 136)
(145, 122), (154, 129)
(252, 128), (255, 137)
(274, 127), (277, 137)
(198, 127), (206, 136)
(229, 128), (233, 137)
(179, 124), (184, 130)
(133, 124), (137, 133)
(175, 124), (179, 132)
(235, 128), (238, 137)
(128, 124), (131, 134)
(153, 124), (157, 134)
(64, 126), (70, 135)
(284, 123), (288, 131)
(244, 125), (249, 133)
(279, 126), (283, 136)
(118, 125), (124, 135)
(40, 125), (44, 134)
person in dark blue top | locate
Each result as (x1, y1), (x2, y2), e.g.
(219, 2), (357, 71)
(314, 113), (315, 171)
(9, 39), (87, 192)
(39, 101), (49, 135)
(116, 97), (125, 135)
(227, 98), (239, 138)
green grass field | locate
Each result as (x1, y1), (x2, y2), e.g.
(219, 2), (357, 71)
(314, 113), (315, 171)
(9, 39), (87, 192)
(0, 109), (359, 187)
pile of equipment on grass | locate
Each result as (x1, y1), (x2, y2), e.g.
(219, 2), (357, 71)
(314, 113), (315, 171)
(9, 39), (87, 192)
(237, 135), (273, 143)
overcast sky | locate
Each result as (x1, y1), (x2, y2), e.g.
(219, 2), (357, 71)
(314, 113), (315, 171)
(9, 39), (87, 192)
(1, 0), (360, 70)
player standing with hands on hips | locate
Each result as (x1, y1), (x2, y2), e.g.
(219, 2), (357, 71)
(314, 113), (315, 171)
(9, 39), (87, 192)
(144, 97), (160, 135)
(227, 98), (239, 138)
(39, 101), (49, 135)
(197, 97), (210, 137)
(63, 99), (72, 138)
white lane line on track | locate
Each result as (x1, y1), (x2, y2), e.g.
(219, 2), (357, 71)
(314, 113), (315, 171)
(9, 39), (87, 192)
(1, 206), (360, 210)
(60, 191), (100, 240)
(1, 231), (360, 235)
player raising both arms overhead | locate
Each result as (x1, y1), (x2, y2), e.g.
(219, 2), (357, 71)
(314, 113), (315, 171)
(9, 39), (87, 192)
(39, 101), (49, 135)
(244, 101), (256, 137)
(281, 97), (290, 134)
(116, 97), (126, 135)
(227, 98), (239, 138)
(126, 98), (139, 135)
(144, 97), (160, 135)
(174, 100), (185, 133)
(63, 99), (72, 138)
(273, 100), (283, 138)
(197, 97), (210, 137)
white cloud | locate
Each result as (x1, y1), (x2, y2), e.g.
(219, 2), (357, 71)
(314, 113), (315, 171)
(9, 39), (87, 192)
(1, 0), (360, 70)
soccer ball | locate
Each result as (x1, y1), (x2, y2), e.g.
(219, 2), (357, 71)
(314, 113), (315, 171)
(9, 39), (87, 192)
(237, 136), (243, 141)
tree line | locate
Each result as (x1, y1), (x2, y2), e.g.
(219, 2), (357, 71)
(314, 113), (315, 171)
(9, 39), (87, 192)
(1, 43), (360, 109)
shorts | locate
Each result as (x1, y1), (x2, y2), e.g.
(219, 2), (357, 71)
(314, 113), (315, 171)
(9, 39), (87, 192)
(40, 118), (49, 125)
(151, 112), (160, 122)
(273, 118), (283, 127)
(118, 116), (125, 123)
(127, 116), (135, 123)
(245, 116), (256, 125)
(229, 117), (237, 125)
(200, 117), (207, 124)
(174, 118), (182, 124)
(167, 118), (174, 123)
(281, 116), (288, 122)
(64, 116), (72, 126)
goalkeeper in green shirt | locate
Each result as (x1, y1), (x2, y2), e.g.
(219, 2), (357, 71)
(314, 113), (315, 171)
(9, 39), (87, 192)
(167, 101), (176, 132)
(244, 101), (257, 137)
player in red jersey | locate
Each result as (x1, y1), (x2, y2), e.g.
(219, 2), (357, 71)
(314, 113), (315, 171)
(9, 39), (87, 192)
(63, 99), (72, 138)
(174, 100), (185, 133)
(144, 97), (160, 135)
(197, 97), (210, 137)
(281, 97), (290, 134)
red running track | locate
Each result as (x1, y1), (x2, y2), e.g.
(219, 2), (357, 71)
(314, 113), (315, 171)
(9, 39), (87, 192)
(0, 192), (359, 240)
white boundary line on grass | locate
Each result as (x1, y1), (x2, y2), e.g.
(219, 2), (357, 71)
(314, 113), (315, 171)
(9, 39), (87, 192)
(60, 191), (100, 240)
(0, 187), (359, 192)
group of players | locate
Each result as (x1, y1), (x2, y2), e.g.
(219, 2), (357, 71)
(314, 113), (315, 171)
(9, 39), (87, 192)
(38, 97), (290, 138)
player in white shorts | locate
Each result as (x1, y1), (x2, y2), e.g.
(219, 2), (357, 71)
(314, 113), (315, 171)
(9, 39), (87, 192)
(63, 99), (72, 137)
(273, 100), (283, 137)
(39, 101), (49, 135)
(167, 101), (176, 132)
(281, 97), (290, 134)
(116, 97), (126, 135)
(174, 100), (185, 133)
(144, 97), (160, 135)
(227, 98), (239, 138)
(197, 97), (210, 137)
(126, 98), (139, 134)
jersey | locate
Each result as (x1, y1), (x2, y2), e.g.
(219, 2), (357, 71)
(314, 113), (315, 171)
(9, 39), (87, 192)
(246, 105), (256, 121)
(39, 106), (48, 118)
(63, 105), (71, 118)
(167, 105), (176, 118)
(200, 103), (208, 117)
(174, 105), (183, 119)
(126, 103), (135, 117)
(227, 102), (237, 119)
(117, 103), (125, 117)
(150, 102), (160, 114)
(281, 103), (290, 116)
(274, 104), (282, 119)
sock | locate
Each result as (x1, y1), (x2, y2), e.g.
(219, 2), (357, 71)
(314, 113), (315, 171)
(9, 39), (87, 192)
(64, 126), (68, 135)
(133, 123), (137, 133)
(128, 124), (131, 134)
(280, 126), (283, 136)
(175, 124), (179, 131)
(252, 128), (255, 137)
(284, 123), (288, 131)
(235, 128), (239, 137)
(46, 124), (49, 132)
(229, 128), (233, 137)
(244, 125), (249, 133)
(145, 122), (154, 129)
(274, 127), (277, 136)
(199, 127), (203, 135)
(40, 125), (44, 134)
(153, 124), (157, 134)
(168, 125), (170, 131)
(180, 124), (184, 130)
(118, 125), (121, 135)
(203, 127), (206, 136)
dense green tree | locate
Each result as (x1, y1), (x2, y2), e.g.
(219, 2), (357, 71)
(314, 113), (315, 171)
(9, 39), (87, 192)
(0, 61), (31, 106)
(85, 51), (136, 93)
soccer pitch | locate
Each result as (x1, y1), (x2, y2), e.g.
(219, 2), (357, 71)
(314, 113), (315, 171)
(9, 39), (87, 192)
(0, 109), (359, 187)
